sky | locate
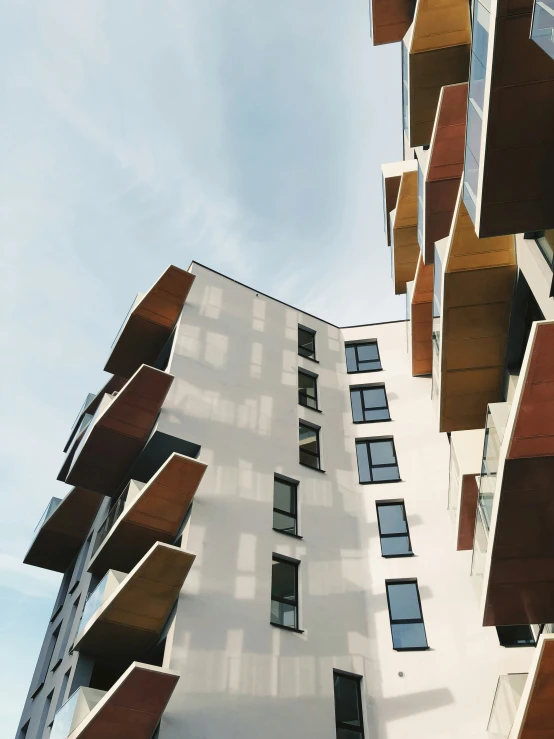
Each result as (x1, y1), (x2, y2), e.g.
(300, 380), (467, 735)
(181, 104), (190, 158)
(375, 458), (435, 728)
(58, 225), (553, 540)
(0, 0), (402, 733)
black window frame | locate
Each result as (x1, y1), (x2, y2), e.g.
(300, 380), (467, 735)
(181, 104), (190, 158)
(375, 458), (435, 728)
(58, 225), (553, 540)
(333, 669), (365, 739)
(273, 475), (301, 539)
(350, 383), (390, 424)
(376, 500), (412, 558)
(355, 437), (400, 484)
(298, 368), (320, 411)
(299, 421), (323, 471)
(496, 625), (536, 648)
(345, 340), (382, 374)
(270, 554), (302, 633)
(298, 324), (317, 362)
(385, 578), (428, 651)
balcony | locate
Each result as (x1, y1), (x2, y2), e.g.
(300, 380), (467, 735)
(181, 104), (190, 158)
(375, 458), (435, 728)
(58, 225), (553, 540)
(409, 254), (434, 376)
(104, 265), (195, 379)
(381, 160), (418, 247)
(390, 168), (420, 294)
(462, 0), (554, 237)
(63, 376), (126, 454)
(369, 0), (415, 46)
(59, 365), (174, 496)
(531, 0), (554, 60)
(446, 428), (485, 550)
(88, 452), (206, 575)
(24, 488), (103, 573)
(402, 0), (470, 147)
(487, 673), (528, 738)
(436, 186), (516, 432)
(74, 542), (194, 661)
(49, 662), (178, 739)
(479, 320), (554, 626)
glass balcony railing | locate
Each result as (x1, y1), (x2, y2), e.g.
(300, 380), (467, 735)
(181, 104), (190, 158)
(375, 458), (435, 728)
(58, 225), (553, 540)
(536, 230), (554, 270)
(402, 42), (409, 135)
(531, 0), (554, 60)
(33, 497), (62, 534)
(478, 403), (510, 531)
(77, 573), (110, 639)
(50, 687), (105, 739)
(417, 158), (425, 249)
(487, 674), (528, 738)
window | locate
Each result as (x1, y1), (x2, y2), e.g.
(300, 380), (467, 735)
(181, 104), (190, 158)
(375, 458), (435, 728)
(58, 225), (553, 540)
(496, 625), (536, 647)
(273, 476), (298, 537)
(298, 325), (316, 360)
(298, 370), (318, 410)
(299, 422), (321, 470)
(18, 720), (29, 739)
(376, 502), (412, 556)
(350, 385), (390, 423)
(270, 555), (299, 630)
(386, 580), (428, 650)
(345, 341), (381, 373)
(355, 438), (399, 483)
(333, 671), (365, 739)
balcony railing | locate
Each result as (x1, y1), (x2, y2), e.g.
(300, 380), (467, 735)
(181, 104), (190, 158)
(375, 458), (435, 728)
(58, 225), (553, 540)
(50, 687), (104, 739)
(531, 0), (554, 60)
(76, 573), (110, 640)
(487, 674), (528, 738)
(33, 497), (62, 534)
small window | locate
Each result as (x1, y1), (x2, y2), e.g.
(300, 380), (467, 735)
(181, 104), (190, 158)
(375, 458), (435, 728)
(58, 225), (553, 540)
(298, 326), (316, 360)
(376, 502), (412, 557)
(273, 477), (298, 536)
(298, 370), (318, 410)
(350, 385), (390, 423)
(271, 555), (299, 629)
(346, 341), (381, 373)
(356, 438), (399, 483)
(333, 671), (365, 739)
(496, 625), (536, 647)
(386, 580), (428, 650)
(299, 422), (321, 470)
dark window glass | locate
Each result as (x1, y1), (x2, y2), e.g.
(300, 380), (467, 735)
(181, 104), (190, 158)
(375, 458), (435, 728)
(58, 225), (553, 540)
(299, 423), (321, 470)
(298, 326), (316, 360)
(271, 556), (299, 629)
(346, 342), (381, 373)
(496, 625), (536, 647)
(273, 477), (298, 536)
(377, 502), (412, 556)
(350, 385), (389, 423)
(386, 580), (428, 650)
(355, 438), (399, 483)
(299, 370), (318, 410)
(333, 672), (364, 739)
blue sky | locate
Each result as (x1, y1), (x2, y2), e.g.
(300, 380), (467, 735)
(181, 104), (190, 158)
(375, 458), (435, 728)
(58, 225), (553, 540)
(0, 1), (402, 733)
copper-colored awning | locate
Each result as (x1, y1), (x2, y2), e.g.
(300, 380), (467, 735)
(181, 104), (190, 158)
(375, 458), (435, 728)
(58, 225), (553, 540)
(370, 0), (414, 45)
(74, 542), (194, 661)
(508, 635), (554, 739)
(381, 160), (418, 247)
(67, 662), (179, 739)
(391, 170), (420, 294)
(88, 453), (207, 575)
(483, 321), (554, 626)
(24, 488), (103, 573)
(104, 265), (194, 379)
(62, 365), (174, 496)
(410, 255), (434, 376)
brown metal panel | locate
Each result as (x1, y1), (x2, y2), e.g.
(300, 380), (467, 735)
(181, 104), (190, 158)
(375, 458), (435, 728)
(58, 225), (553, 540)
(371, 0), (415, 46)
(411, 256), (434, 375)
(457, 474), (479, 550)
(392, 171), (420, 294)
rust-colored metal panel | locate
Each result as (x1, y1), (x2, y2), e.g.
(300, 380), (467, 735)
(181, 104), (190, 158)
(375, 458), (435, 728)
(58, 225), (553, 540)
(457, 474), (479, 550)
(370, 0), (415, 46)
(392, 170), (420, 294)
(411, 256), (434, 375)
(384, 175), (402, 247)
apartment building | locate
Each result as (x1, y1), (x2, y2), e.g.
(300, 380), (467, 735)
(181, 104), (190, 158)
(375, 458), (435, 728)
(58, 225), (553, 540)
(376, 0), (554, 732)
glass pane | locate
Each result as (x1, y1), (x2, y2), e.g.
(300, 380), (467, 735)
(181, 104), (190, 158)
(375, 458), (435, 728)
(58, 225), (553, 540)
(357, 343), (379, 362)
(298, 328), (315, 359)
(387, 582), (421, 620)
(272, 560), (297, 602)
(358, 360), (381, 372)
(271, 599), (297, 628)
(362, 387), (386, 409)
(496, 625), (535, 647)
(369, 440), (395, 465)
(364, 409), (390, 422)
(372, 466), (400, 482)
(377, 504), (407, 535)
(300, 449), (320, 469)
(350, 390), (364, 423)
(274, 479), (295, 514)
(334, 674), (362, 728)
(299, 424), (318, 453)
(337, 730), (363, 739)
(273, 510), (297, 535)
(346, 346), (358, 372)
(391, 622), (427, 649)
(299, 372), (316, 394)
(355, 443), (371, 483)
(381, 535), (411, 557)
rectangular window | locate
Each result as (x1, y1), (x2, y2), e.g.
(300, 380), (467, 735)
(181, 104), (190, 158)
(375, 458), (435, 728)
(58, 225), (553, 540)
(298, 325), (316, 360)
(273, 476), (298, 536)
(376, 502), (412, 557)
(496, 625), (536, 647)
(298, 370), (318, 410)
(333, 671), (364, 739)
(356, 438), (399, 483)
(350, 385), (390, 423)
(345, 341), (381, 373)
(270, 555), (299, 630)
(299, 422), (321, 470)
(386, 580), (428, 650)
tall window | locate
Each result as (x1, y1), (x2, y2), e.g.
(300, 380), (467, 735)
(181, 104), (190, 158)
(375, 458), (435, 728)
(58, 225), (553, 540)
(270, 555), (299, 630)
(273, 476), (298, 536)
(333, 671), (365, 739)
(298, 370), (318, 410)
(350, 385), (390, 423)
(299, 422), (321, 470)
(298, 325), (316, 360)
(355, 438), (399, 483)
(376, 502), (412, 556)
(346, 341), (381, 373)
(385, 579), (428, 650)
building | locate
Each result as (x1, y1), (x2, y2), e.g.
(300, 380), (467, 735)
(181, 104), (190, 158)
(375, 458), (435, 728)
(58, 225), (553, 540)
(375, 0), (554, 731)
